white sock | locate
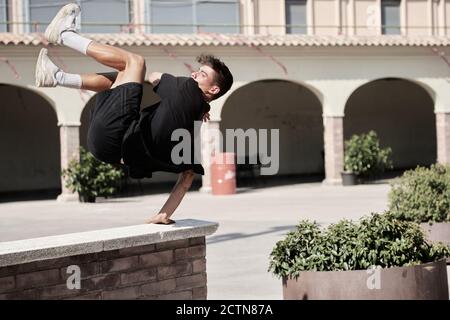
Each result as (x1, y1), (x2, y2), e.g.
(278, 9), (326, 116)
(55, 70), (82, 89)
(61, 31), (93, 55)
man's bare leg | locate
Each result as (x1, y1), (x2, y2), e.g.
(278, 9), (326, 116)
(146, 170), (195, 225)
(36, 41), (145, 90)
(35, 48), (120, 92)
(80, 41), (146, 88)
(86, 42), (137, 73)
(80, 72), (118, 92)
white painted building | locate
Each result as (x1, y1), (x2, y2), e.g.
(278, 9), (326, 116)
(0, 0), (449, 200)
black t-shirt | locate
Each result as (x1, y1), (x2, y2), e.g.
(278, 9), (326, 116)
(148, 73), (210, 160)
(121, 74), (210, 179)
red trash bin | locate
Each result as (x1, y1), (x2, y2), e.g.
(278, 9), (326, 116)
(211, 152), (236, 195)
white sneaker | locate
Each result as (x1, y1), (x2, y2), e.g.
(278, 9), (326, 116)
(35, 48), (60, 87)
(44, 3), (81, 45)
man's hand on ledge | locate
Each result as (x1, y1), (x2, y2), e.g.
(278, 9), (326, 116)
(145, 212), (175, 225)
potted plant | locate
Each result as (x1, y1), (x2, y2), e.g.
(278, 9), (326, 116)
(62, 147), (124, 203)
(342, 131), (393, 185)
(388, 164), (450, 247)
(268, 213), (449, 299)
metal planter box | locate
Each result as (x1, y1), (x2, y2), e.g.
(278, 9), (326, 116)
(283, 260), (448, 300)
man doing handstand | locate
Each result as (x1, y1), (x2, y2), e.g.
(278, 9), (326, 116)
(35, 3), (233, 224)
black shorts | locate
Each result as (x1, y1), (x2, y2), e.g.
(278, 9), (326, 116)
(87, 82), (143, 164)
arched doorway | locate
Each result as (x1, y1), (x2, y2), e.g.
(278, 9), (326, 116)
(0, 84), (60, 200)
(220, 79), (324, 187)
(344, 78), (436, 171)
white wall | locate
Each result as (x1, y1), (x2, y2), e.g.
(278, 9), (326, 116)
(407, 0), (429, 35)
(313, 0), (337, 35)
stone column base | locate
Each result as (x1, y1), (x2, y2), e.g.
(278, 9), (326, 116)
(436, 112), (450, 164)
(56, 193), (79, 202)
(322, 178), (342, 186)
(323, 116), (344, 184)
(59, 125), (80, 199)
(199, 186), (212, 193)
(200, 121), (221, 194)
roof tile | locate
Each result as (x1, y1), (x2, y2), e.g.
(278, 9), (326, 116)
(0, 33), (449, 47)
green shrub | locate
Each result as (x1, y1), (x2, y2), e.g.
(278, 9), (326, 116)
(268, 213), (449, 279)
(62, 147), (124, 201)
(388, 164), (450, 223)
(344, 130), (393, 178)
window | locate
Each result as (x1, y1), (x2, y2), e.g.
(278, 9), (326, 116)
(149, 0), (193, 33)
(27, 0), (130, 33)
(0, 0), (7, 32)
(79, 0), (131, 33)
(196, 1), (239, 33)
(147, 0), (239, 34)
(381, 0), (401, 35)
(286, 0), (307, 34)
(27, 1), (66, 32)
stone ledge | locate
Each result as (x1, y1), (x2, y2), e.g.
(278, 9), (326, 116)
(0, 219), (218, 268)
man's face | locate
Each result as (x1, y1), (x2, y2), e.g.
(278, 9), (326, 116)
(191, 65), (220, 100)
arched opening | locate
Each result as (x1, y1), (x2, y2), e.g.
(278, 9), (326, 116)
(0, 84), (60, 201)
(220, 79), (324, 188)
(79, 83), (201, 195)
(344, 78), (436, 173)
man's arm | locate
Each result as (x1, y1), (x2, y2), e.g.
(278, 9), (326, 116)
(146, 170), (195, 224)
(147, 72), (163, 86)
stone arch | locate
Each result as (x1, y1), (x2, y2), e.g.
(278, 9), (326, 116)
(220, 79), (324, 184)
(344, 77), (436, 170)
(0, 83), (60, 196)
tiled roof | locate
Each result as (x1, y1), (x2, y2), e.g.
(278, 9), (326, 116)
(0, 33), (449, 47)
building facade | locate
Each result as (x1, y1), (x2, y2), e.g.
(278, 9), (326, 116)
(0, 0), (449, 200)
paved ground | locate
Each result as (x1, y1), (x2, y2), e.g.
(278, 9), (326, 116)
(0, 182), (393, 299)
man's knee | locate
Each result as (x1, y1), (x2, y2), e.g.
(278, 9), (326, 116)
(126, 53), (145, 70)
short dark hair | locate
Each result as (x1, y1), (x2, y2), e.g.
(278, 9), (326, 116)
(197, 54), (233, 100)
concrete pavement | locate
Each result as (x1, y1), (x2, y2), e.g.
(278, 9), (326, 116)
(0, 182), (391, 299)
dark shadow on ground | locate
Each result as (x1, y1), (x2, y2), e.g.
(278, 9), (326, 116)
(0, 180), (202, 203)
(116, 179), (203, 197)
(86, 199), (142, 203)
(206, 225), (297, 245)
(236, 173), (325, 190)
(357, 169), (410, 185)
(0, 168), (410, 203)
(0, 189), (61, 203)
